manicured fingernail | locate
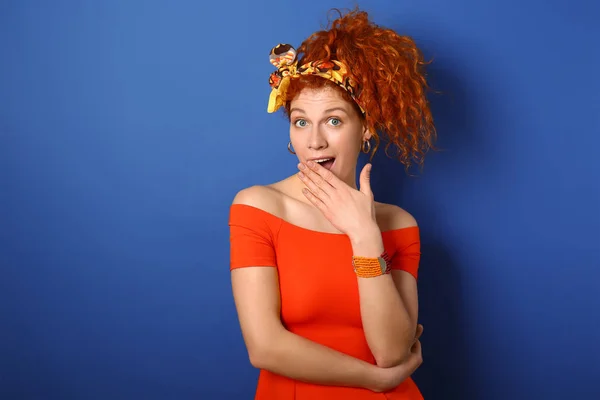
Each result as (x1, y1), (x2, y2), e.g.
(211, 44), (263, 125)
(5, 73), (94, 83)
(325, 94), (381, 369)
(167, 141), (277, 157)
(307, 160), (315, 168)
(298, 163), (305, 170)
(298, 171), (305, 178)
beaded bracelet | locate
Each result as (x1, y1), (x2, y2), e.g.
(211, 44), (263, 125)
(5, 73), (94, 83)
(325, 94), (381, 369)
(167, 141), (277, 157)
(352, 251), (391, 278)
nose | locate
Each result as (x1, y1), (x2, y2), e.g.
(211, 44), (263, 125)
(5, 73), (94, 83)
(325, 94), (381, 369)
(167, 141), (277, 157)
(308, 125), (327, 150)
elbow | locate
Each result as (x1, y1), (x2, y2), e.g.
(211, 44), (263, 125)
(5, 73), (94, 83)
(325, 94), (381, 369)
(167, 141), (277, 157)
(248, 348), (266, 369)
(246, 329), (282, 369)
(373, 337), (414, 368)
(247, 340), (272, 369)
(374, 352), (409, 368)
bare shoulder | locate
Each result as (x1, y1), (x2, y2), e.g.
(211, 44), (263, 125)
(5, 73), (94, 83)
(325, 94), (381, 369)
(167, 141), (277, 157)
(231, 184), (285, 217)
(375, 202), (418, 231)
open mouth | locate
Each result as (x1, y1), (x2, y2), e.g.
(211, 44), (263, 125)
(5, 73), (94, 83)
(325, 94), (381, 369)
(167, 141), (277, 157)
(315, 158), (335, 170)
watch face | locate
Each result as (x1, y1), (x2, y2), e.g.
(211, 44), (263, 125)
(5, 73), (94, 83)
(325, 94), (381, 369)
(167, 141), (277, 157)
(378, 257), (387, 273)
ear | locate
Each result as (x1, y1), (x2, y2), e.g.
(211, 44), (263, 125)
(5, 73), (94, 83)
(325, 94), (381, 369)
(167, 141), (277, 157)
(362, 127), (372, 141)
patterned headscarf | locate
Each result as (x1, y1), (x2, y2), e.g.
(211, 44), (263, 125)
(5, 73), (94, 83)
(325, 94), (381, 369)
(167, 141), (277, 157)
(267, 43), (365, 114)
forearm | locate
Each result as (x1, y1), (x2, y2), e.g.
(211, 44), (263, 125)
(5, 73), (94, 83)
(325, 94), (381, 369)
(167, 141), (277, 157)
(351, 230), (414, 367)
(252, 326), (381, 390)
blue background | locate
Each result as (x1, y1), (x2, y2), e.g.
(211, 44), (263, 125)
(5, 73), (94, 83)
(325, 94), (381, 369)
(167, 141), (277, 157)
(1, 0), (599, 399)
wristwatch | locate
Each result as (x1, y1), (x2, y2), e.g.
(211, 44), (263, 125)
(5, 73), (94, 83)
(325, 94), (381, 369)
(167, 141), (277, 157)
(352, 251), (391, 277)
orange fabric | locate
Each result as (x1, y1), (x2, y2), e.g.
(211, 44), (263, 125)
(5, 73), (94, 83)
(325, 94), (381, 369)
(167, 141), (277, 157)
(229, 203), (423, 400)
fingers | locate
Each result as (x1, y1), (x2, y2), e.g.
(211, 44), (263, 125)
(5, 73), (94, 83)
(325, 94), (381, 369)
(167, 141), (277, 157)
(412, 324), (423, 346)
(298, 167), (331, 201)
(301, 188), (328, 213)
(372, 338), (424, 393)
(307, 160), (339, 187)
(407, 338), (423, 364)
(411, 328), (424, 366)
(298, 162), (337, 190)
(412, 340), (423, 364)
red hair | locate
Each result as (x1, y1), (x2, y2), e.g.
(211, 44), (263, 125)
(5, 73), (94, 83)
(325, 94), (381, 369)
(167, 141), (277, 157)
(283, 8), (437, 171)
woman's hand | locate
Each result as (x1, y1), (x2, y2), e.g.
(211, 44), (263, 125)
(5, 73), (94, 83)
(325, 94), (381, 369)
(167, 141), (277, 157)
(297, 161), (377, 239)
(369, 324), (424, 393)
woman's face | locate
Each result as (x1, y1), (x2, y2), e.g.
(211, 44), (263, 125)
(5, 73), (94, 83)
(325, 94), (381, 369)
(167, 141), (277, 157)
(289, 87), (370, 186)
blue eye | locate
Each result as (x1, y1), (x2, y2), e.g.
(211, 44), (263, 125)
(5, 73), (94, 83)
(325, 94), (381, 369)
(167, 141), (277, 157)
(294, 119), (308, 127)
(328, 118), (341, 126)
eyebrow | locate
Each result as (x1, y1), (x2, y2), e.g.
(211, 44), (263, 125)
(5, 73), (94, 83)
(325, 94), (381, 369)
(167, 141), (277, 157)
(290, 107), (349, 115)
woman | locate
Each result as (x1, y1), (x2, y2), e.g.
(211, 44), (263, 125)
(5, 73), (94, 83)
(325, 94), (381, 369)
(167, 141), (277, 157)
(228, 8), (436, 399)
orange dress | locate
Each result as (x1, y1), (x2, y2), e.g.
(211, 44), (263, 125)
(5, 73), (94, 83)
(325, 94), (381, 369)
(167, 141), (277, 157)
(229, 203), (423, 400)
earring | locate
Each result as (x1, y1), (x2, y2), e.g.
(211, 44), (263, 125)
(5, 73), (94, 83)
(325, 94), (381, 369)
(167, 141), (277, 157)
(361, 139), (371, 154)
(288, 141), (296, 155)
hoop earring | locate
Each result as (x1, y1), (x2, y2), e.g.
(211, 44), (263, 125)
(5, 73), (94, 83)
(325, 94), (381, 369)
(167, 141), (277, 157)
(288, 141), (296, 155)
(361, 139), (371, 154)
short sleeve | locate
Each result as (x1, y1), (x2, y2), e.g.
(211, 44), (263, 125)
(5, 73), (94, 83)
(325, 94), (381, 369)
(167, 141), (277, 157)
(228, 204), (279, 270)
(389, 227), (421, 280)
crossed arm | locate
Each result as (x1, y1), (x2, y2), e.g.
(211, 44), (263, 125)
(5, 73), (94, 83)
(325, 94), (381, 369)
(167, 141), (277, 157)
(230, 188), (421, 391)
(350, 225), (420, 367)
(231, 265), (421, 392)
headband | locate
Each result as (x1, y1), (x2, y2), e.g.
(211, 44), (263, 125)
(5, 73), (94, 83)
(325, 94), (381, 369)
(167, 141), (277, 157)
(267, 43), (365, 114)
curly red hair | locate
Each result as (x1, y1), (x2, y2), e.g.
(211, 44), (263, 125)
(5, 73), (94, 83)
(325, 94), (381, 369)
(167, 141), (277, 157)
(282, 8), (437, 171)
